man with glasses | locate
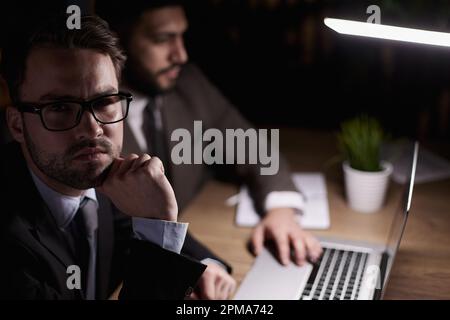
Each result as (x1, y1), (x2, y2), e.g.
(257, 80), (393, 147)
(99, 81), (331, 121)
(0, 14), (205, 299)
(16, 92), (133, 132)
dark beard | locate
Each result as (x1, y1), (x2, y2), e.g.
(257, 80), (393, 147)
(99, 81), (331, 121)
(124, 58), (181, 96)
(23, 124), (116, 190)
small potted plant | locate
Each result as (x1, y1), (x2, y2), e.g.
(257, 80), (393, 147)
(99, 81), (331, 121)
(338, 115), (392, 213)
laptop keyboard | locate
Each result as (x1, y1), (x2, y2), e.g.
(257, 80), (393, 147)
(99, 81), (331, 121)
(300, 247), (369, 300)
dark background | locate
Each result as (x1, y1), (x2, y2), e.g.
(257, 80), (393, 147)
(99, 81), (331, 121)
(1, 0), (450, 143)
(183, 0), (450, 142)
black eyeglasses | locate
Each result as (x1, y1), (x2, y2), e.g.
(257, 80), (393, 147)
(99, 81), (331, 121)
(17, 92), (133, 132)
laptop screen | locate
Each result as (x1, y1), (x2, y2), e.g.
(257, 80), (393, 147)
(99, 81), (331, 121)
(380, 142), (419, 297)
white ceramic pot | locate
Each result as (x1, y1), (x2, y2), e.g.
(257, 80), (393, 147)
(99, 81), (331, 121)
(343, 161), (393, 213)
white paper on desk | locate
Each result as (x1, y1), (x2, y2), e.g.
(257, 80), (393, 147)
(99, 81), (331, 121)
(382, 142), (450, 184)
(235, 173), (330, 230)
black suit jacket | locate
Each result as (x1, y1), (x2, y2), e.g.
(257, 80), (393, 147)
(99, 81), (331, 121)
(0, 142), (206, 300)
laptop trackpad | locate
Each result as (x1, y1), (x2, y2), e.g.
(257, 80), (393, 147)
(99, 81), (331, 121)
(234, 248), (312, 300)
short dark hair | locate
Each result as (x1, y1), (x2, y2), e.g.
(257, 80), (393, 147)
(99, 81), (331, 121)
(1, 15), (126, 105)
(96, 0), (185, 40)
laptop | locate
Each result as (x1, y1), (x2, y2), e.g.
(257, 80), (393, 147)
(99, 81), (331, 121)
(234, 142), (419, 300)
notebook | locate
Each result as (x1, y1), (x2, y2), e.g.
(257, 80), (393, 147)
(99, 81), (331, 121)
(235, 173), (331, 230)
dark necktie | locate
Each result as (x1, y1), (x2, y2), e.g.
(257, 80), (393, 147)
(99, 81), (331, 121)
(142, 99), (171, 179)
(66, 198), (98, 300)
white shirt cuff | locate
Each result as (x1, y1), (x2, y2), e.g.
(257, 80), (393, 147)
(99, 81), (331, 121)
(201, 258), (228, 272)
(264, 191), (305, 214)
(132, 218), (188, 254)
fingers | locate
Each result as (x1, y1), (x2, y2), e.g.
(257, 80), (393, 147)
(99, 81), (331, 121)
(304, 233), (323, 263)
(116, 154), (167, 184)
(147, 156), (165, 176)
(96, 157), (123, 193)
(226, 277), (237, 299)
(97, 152), (177, 220)
(116, 154), (164, 177)
(147, 157), (178, 219)
(197, 263), (236, 300)
(273, 233), (290, 266)
(107, 156), (124, 175)
(291, 231), (323, 265)
(250, 224), (264, 256)
(215, 274), (236, 299)
(199, 273), (216, 300)
(257, 222), (322, 266)
(116, 153), (139, 177)
(215, 278), (227, 300)
(130, 153), (151, 171)
(290, 234), (307, 266)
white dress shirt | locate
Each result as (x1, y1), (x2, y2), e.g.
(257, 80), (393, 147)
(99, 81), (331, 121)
(29, 169), (188, 299)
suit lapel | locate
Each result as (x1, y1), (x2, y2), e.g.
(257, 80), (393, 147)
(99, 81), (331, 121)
(32, 206), (76, 271)
(5, 143), (75, 270)
(31, 181), (115, 300)
(3, 142), (116, 299)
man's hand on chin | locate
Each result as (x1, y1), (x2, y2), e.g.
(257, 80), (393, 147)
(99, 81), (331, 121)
(250, 208), (323, 266)
(97, 153), (178, 221)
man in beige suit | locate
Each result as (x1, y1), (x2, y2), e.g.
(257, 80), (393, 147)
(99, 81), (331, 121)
(97, 0), (322, 300)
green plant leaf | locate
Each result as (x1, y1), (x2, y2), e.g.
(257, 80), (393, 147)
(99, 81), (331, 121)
(337, 115), (384, 172)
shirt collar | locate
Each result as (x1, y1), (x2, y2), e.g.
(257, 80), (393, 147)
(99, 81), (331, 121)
(122, 85), (150, 118)
(29, 168), (98, 229)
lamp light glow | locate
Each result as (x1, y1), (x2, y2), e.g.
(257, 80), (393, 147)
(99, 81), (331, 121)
(324, 18), (450, 47)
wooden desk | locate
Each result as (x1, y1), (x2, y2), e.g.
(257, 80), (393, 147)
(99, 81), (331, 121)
(181, 129), (450, 299)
